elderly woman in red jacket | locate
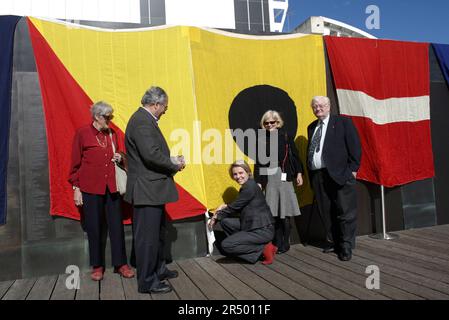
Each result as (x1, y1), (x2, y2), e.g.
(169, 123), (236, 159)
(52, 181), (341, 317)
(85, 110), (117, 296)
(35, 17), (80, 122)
(69, 101), (134, 281)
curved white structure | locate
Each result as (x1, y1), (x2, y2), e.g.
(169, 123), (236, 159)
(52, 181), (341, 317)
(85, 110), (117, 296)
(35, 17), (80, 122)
(293, 16), (376, 39)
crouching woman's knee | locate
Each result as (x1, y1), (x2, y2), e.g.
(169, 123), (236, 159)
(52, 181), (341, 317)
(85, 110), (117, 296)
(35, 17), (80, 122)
(221, 237), (239, 255)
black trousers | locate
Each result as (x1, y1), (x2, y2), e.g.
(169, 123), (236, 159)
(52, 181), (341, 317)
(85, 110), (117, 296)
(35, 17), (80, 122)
(273, 217), (291, 252)
(310, 169), (357, 250)
(82, 190), (127, 267)
(220, 218), (274, 264)
(133, 205), (169, 291)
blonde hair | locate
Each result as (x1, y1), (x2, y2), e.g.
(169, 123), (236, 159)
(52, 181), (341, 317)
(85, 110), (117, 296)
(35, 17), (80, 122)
(229, 160), (253, 179)
(260, 110), (284, 128)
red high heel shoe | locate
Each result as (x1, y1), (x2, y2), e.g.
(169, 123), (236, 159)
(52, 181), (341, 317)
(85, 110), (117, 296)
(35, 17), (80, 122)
(262, 242), (278, 265)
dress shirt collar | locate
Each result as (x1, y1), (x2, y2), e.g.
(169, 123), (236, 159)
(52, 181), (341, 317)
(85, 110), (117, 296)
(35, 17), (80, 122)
(90, 122), (109, 135)
(140, 106), (159, 123)
(319, 114), (330, 127)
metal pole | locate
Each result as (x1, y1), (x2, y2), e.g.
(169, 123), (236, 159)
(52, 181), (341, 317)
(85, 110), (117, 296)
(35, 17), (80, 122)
(369, 185), (399, 240)
(381, 185), (387, 237)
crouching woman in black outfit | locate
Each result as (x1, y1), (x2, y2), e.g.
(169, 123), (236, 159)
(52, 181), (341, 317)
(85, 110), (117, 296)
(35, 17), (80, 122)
(209, 160), (277, 265)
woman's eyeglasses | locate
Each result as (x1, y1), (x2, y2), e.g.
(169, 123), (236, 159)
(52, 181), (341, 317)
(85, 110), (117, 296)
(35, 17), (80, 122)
(102, 114), (114, 120)
(264, 121), (277, 125)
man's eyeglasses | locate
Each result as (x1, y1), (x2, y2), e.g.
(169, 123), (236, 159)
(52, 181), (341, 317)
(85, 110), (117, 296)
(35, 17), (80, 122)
(312, 104), (328, 110)
(102, 114), (114, 120)
(264, 121), (277, 125)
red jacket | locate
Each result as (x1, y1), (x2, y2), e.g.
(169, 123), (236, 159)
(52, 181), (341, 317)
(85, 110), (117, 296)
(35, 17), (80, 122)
(68, 124), (122, 195)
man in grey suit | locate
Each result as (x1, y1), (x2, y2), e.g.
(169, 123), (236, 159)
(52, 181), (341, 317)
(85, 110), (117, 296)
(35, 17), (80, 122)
(125, 86), (185, 294)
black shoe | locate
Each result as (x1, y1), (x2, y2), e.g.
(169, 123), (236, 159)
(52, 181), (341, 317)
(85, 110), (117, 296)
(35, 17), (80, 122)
(158, 269), (179, 281)
(338, 247), (352, 261)
(322, 245), (335, 254)
(139, 282), (173, 294)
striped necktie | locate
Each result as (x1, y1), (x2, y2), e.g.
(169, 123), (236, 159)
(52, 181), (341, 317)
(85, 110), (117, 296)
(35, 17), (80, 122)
(308, 120), (323, 167)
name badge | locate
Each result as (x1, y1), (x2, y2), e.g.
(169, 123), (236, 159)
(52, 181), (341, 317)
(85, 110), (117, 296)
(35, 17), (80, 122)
(281, 173), (287, 181)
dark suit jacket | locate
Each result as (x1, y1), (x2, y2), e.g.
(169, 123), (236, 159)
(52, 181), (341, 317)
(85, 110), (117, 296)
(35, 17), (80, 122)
(254, 128), (304, 188)
(216, 179), (275, 231)
(124, 107), (179, 205)
(307, 115), (361, 186)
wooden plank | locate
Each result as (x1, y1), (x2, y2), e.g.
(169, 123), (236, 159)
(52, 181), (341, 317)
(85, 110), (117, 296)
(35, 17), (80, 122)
(100, 269), (125, 300)
(359, 237), (449, 265)
(165, 261), (206, 300)
(177, 258), (234, 300)
(433, 223), (449, 229)
(357, 241), (449, 274)
(76, 272), (99, 300)
(195, 257), (264, 300)
(414, 227), (449, 240)
(395, 233), (449, 255)
(51, 274), (76, 300)
(396, 228), (449, 244)
(27, 275), (58, 300)
(213, 257), (293, 300)
(242, 262), (325, 300)
(267, 256), (356, 300)
(2, 278), (36, 300)
(432, 224), (449, 233)
(367, 234), (449, 261)
(275, 251), (385, 300)
(121, 277), (152, 300)
(151, 287), (179, 300)
(296, 246), (427, 300)
(400, 228), (449, 245)
(0, 281), (14, 299)
(353, 244), (449, 284)
(301, 246), (449, 299)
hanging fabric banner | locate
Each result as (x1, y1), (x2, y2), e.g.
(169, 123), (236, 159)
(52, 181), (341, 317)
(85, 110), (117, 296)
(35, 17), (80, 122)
(0, 16), (21, 225)
(27, 17), (327, 220)
(433, 43), (449, 87)
(325, 36), (434, 187)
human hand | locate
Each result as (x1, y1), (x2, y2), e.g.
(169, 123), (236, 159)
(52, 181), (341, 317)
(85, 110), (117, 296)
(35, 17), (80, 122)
(208, 216), (217, 229)
(112, 152), (122, 163)
(177, 155), (186, 171)
(257, 183), (262, 190)
(171, 155), (186, 171)
(216, 204), (227, 211)
(74, 188), (83, 206)
(177, 155), (185, 165)
(296, 173), (303, 187)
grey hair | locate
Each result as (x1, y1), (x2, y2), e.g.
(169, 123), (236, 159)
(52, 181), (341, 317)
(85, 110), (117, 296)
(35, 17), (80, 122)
(311, 96), (331, 107)
(141, 86), (168, 106)
(260, 110), (284, 128)
(90, 101), (113, 119)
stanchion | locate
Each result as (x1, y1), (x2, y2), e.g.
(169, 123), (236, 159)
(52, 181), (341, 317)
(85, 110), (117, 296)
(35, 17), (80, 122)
(369, 185), (399, 240)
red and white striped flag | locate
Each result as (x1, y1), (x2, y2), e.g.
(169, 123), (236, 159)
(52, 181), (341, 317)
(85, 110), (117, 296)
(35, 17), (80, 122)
(325, 36), (434, 187)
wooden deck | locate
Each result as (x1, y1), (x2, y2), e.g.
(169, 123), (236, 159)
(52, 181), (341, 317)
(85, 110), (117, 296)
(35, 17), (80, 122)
(1, 224), (449, 300)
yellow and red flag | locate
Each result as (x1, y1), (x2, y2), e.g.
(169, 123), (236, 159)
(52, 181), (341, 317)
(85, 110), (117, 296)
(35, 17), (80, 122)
(27, 17), (326, 221)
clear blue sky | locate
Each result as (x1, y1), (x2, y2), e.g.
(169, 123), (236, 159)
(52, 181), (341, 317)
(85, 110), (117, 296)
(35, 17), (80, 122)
(284, 0), (449, 44)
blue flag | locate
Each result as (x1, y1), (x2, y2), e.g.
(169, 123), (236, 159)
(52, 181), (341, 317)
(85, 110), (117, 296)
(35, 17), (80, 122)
(0, 16), (20, 225)
(433, 43), (449, 87)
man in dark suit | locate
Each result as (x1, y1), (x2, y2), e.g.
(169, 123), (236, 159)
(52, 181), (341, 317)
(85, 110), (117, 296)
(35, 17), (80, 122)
(307, 96), (361, 261)
(125, 86), (185, 293)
